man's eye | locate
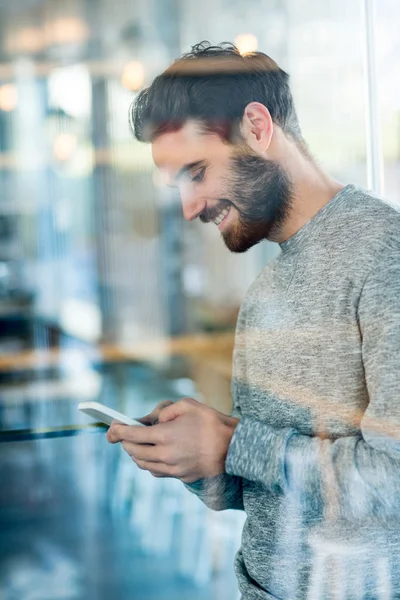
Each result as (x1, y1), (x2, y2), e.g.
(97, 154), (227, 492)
(191, 167), (205, 183)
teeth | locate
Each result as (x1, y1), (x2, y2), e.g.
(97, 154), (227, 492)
(213, 207), (230, 225)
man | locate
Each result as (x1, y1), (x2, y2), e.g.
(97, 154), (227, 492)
(107, 42), (400, 599)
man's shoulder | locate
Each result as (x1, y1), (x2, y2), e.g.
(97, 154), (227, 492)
(346, 186), (400, 230)
(337, 186), (400, 258)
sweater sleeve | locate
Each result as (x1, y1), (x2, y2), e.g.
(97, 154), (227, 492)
(225, 252), (400, 522)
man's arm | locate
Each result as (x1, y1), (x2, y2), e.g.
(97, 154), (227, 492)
(225, 253), (400, 521)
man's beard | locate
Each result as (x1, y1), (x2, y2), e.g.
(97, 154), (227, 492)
(200, 152), (293, 253)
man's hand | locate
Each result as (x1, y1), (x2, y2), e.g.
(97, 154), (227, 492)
(106, 397), (239, 483)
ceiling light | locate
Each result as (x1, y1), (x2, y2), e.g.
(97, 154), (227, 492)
(121, 61), (145, 91)
(53, 133), (77, 162)
(0, 84), (18, 112)
(235, 34), (259, 55)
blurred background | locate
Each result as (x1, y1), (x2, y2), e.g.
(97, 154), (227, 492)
(0, 0), (399, 598)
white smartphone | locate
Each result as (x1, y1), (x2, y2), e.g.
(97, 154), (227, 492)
(78, 401), (145, 427)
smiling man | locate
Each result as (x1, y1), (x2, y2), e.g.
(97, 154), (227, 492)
(107, 42), (400, 599)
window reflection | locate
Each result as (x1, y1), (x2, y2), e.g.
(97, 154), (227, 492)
(0, 1), (399, 599)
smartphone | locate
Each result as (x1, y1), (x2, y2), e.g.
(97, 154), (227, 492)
(78, 401), (145, 427)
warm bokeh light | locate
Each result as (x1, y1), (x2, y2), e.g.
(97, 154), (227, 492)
(121, 60), (145, 91)
(45, 17), (90, 46)
(234, 33), (259, 55)
(53, 133), (77, 162)
(0, 84), (18, 112)
(5, 19), (89, 54)
(12, 27), (44, 53)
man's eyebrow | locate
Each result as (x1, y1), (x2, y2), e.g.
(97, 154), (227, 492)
(175, 160), (206, 182)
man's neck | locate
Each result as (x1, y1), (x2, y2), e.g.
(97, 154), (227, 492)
(268, 133), (345, 244)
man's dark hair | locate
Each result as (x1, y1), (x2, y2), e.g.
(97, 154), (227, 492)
(130, 41), (304, 146)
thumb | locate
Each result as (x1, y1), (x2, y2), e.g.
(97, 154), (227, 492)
(158, 399), (191, 424)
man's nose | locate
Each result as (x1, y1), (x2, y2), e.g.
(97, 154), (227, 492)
(180, 189), (206, 222)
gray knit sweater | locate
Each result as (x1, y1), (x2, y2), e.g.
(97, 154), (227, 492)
(185, 184), (400, 599)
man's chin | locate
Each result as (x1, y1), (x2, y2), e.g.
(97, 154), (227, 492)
(222, 232), (260, 254)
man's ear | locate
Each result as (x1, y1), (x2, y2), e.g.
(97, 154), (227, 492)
(241, 102), (273, 154)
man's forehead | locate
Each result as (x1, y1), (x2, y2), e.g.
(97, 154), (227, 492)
(151, 122), (223, 171)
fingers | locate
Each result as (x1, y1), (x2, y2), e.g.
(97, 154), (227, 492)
(132, 459), (174, 478)
(132, 457), (180, 479)
(137, 400), (174, 426)
(135, 415), (154, 426)
(119, 440), (179, 478)
(158, 397), (198, 424)
(121, 441), (166, 464)
(106, 421), (127, 443)
(107, 399), (203, 482)
(106, 398), (199, 444)
(107, 421), (161, 445)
